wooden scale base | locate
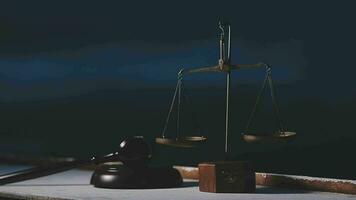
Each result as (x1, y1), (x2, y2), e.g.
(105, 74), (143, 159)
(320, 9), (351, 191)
(198, 161), (255, 193)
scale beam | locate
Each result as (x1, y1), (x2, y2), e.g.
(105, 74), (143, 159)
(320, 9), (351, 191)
(178, 63), (267, 78)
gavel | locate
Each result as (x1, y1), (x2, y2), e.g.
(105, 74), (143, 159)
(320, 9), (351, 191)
(0, 136), (152, 186)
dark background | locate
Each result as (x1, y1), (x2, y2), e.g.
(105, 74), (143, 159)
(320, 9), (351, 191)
(0, 1), (355, 179)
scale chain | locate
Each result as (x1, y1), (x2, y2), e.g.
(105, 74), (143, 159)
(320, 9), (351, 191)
(177, 78), (182, 139)
(244, 69), (269, 133)
(161, 75), (203, 140)
(244, 66), (285, 134)
(267, 69), (285, 133)
(162, 80), (180, 138)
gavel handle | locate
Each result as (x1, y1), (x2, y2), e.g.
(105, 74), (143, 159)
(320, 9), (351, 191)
(0, 152), (120, 185)
(0, 160), (90, 185)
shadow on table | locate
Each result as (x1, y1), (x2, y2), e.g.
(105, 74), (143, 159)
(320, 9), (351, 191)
(3, 183), (311, 194)
(256, 186), (310, 194)
(4, 184), (90, 187)
(179, 181), (311, 193)
(180, 181), (199, 188)
(5, 182), (200, 188)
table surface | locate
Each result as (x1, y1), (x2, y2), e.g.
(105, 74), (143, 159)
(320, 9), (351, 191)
(0, 165), (355, 200)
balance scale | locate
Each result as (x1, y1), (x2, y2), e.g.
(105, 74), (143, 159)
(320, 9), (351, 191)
(155, 21), (296, 193)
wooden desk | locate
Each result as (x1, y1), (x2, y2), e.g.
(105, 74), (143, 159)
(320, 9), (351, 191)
(0, 165), (355, 200)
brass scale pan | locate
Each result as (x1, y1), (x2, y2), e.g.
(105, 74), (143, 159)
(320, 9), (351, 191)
(156, 136), (207, 148)
(242, 131), (296, 143)
(156, 132), (296, 147)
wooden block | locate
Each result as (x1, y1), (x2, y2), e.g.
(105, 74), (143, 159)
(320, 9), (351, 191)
(198, 161), (255, 193)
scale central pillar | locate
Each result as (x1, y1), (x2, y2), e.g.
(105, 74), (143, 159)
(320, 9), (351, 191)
(225, 71), (231, 160)
(198, 22), (256, 193)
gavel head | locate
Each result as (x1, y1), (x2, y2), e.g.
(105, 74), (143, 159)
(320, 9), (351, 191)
(117, 136), (152, 167)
